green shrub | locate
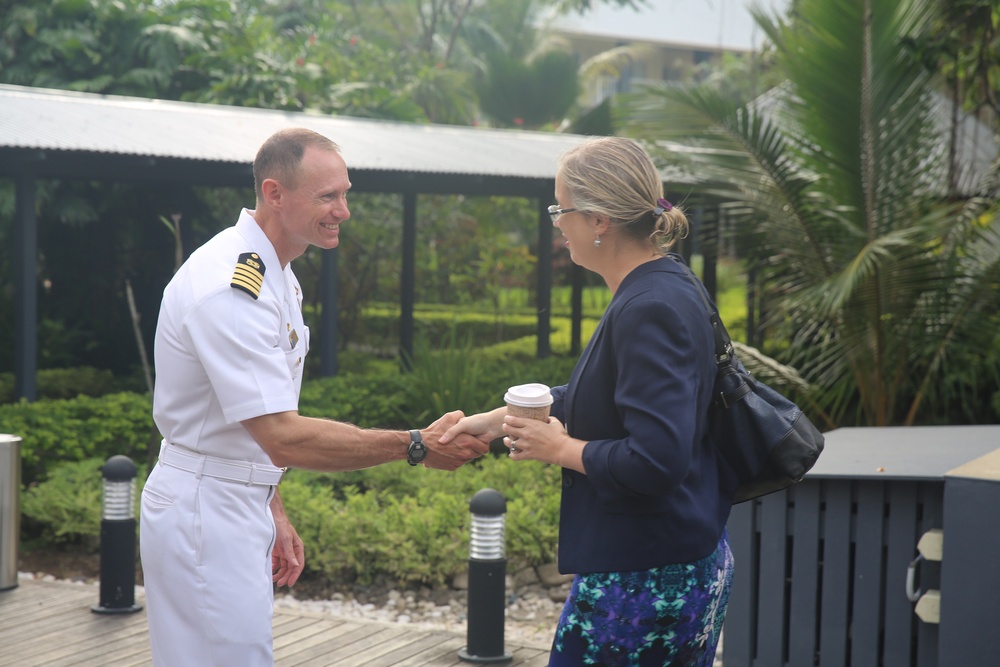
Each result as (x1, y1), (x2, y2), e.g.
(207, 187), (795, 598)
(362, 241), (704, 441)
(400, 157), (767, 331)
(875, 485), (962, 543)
(397, 329), (499, 423)
(299, 372), (411, 428)
(0, 366), (124, 404)
(346, 306), (539, 354)
(281, 455), (561, 587)
(279, 479), (443, 586)
(18, 446), (541, 587)
(0, 392), (154, 486)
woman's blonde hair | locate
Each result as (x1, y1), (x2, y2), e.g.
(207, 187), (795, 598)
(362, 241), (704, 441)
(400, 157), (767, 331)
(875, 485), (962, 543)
(558, 136), (687, 253)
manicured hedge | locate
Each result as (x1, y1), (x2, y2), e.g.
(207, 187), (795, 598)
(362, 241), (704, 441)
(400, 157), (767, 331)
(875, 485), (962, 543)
(0, 366), (135, 404)
(281, 458), (561, 587)
(346, 306), (540, 353)
(0, 391), (154, 486)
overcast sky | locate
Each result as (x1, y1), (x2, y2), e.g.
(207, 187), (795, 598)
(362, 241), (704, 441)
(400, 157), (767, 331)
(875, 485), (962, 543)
(550, 0), (792, 52)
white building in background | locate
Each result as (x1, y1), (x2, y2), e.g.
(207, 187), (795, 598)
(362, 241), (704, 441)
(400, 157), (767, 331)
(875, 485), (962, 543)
(545, 0), (789, 107)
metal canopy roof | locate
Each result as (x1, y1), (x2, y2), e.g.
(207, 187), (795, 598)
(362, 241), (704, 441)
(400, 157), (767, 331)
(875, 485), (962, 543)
(0, 83), (594, 195)
(2, 84), (607, 399)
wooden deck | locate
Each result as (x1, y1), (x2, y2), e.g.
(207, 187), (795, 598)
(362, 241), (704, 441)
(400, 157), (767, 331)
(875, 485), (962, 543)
(0, 578), (551, 666)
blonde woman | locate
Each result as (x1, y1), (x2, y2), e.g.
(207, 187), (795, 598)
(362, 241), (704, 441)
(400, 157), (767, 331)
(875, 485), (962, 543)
(443, 136), (735, 666)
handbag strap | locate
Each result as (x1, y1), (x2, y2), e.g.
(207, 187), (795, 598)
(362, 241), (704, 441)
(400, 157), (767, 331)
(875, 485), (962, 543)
(667, 253), (753, 407)
(667, 253), (732, 364)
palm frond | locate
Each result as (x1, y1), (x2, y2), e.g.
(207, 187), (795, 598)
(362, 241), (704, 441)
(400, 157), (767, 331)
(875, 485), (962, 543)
(622, 82), (837, 282)
(733, 341), (810, 392)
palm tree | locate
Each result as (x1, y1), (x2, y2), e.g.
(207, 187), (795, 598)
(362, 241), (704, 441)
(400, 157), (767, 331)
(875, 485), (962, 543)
(621, 0), (1000, 427)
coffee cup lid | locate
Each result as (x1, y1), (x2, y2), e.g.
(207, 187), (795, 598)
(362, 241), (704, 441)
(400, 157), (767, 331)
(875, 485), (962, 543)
(504, 383), (553, 407)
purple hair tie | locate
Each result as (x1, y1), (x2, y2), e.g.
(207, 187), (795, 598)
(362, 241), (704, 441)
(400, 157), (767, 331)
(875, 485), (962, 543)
(653, 197), (673, 216)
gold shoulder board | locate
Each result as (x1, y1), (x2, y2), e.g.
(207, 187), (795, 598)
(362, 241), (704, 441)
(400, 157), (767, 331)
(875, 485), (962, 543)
(231, 252), (266, 299)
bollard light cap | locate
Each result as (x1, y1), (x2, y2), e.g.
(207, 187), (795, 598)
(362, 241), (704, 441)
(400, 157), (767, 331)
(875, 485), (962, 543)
(102, 455), (137, 481)
(469, 488), (506, 515)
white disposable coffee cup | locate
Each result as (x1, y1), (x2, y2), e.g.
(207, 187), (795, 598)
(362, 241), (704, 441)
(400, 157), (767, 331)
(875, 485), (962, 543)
(504, 383), (553, 421)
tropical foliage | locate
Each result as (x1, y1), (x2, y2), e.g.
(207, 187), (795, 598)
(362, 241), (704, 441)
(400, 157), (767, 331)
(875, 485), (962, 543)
(0, 0), (643, 125)
(1, 0), (998, 426)
(622, 0), (1000, 427)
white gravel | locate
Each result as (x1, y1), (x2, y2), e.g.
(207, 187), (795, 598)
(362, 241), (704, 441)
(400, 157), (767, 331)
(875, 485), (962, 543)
(274, 584), (562, 649)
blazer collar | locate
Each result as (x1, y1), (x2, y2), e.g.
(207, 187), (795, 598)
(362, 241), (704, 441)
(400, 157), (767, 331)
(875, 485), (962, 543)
(606, 256), (673, 305)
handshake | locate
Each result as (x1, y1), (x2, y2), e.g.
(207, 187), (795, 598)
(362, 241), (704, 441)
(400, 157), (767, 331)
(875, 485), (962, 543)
(412, 384), (560, 470)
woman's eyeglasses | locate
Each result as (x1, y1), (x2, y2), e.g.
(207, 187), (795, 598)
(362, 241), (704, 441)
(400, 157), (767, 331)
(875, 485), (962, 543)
(547, 205), (578, 223)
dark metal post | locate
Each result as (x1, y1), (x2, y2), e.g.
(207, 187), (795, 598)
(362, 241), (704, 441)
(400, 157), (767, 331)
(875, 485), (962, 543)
(92, 456), (142, 614)
(459, 489), (512, 663)
(400, 191), (417, 371)
(570, 263), (583, 357)
(13, 174), (38, 402)
(535, 198), (552, 360)
(320, 247), (339, 377)
(696, 204), (718, 303)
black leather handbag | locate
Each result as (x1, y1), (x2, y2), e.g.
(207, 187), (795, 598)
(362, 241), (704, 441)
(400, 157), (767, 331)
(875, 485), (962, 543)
(672, 255), (825, 503)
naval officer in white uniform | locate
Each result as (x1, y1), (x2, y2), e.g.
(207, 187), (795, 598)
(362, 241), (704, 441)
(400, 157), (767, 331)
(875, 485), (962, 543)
(140, 128), (487, 666)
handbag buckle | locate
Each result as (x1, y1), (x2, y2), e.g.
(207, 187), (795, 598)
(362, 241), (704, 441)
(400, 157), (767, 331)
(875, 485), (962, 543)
(716, 362), (755, 408)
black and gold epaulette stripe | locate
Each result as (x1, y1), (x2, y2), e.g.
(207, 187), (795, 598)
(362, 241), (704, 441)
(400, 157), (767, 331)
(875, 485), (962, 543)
(231, 252), (265, 299)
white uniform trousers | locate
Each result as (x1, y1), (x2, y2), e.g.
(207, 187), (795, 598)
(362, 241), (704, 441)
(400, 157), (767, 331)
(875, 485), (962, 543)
(140, 462), (277, 666)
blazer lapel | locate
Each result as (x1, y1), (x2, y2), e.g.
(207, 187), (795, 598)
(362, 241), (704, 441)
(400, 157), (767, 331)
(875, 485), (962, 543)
(564, 312), (608, 431)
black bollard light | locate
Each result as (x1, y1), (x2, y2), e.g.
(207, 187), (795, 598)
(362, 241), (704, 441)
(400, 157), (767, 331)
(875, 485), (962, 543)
(459, 488), (512, 663)
(92, 455), (142, 614)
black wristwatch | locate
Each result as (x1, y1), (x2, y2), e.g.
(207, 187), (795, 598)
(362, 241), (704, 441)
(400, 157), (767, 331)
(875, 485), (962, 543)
(407, 429), (428, 466)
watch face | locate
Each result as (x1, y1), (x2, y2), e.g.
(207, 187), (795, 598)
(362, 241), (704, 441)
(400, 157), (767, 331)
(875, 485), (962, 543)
(408, 433), (428, 465)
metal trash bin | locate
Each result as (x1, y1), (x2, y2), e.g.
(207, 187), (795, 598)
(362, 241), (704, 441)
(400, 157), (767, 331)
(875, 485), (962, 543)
(0, 434), (22, 591)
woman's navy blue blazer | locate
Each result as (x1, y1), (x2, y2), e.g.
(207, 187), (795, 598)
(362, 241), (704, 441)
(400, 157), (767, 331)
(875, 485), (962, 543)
(549, 256), (737, 575)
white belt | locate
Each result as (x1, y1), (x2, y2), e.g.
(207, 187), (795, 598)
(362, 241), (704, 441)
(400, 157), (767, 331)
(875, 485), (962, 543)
(158, 443), (285, 486)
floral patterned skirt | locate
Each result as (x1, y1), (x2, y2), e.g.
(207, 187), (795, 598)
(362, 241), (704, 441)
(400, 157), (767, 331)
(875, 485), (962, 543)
(548, 530), (734, 667)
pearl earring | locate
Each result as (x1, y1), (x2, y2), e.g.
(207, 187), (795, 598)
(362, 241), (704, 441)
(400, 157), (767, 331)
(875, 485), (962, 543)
(594, 235), (602, 247)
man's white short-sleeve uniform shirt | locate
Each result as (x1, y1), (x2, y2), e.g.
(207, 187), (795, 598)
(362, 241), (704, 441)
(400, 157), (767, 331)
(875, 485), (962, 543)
(153, 208), (309, 463)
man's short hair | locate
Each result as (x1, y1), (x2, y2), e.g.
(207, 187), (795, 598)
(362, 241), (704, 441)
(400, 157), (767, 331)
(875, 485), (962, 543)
(253, 128), (341, 199)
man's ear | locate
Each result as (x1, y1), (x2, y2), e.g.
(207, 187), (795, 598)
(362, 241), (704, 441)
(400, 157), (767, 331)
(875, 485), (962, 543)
(260, 178), (282, 207)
